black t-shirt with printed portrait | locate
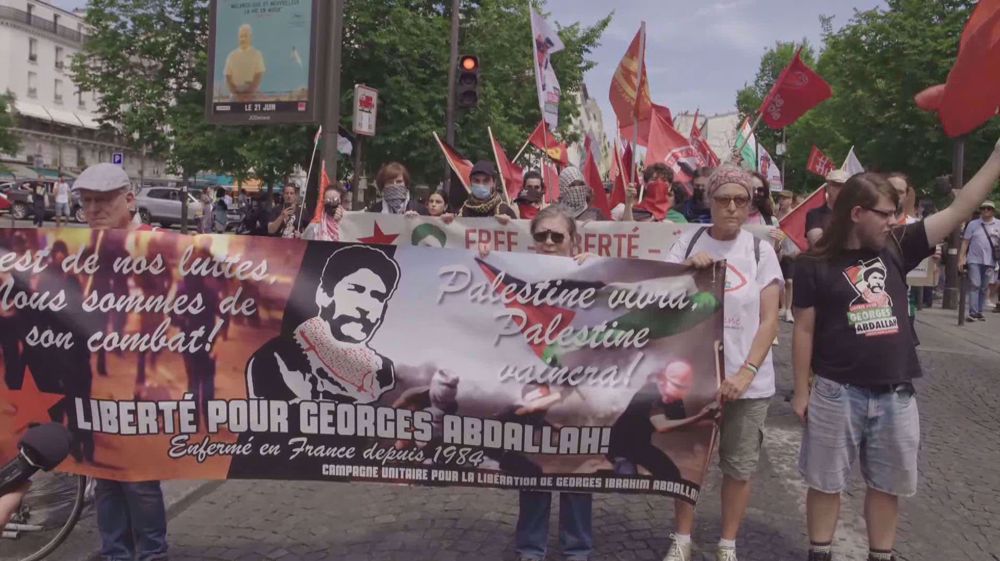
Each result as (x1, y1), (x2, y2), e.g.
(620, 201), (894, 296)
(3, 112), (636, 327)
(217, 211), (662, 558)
(793, 221), (933, 386)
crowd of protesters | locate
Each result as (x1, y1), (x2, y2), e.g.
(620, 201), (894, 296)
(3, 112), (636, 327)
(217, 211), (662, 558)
(3, 136), (1000, 561)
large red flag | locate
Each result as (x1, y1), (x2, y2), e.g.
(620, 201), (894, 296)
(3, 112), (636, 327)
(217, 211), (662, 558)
(779, 186), (826, 251)
(609, 23), (652, 126)
(433, 131), (473, 191)
(806, 146), (836, 177)
(646, 107), (704, 185)
(489, 127), (524, 203)
(527, 120), (570, 166)
(689, 110), (720, 167)
(609, 142), (633, 210)
(915, 0), (1000, 137)
(618, 103), (673, 148)
(759, 48), (832, 129)
(583, 136), (611, 219)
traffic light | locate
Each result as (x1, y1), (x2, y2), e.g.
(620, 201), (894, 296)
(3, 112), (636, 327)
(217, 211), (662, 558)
(456, 55), (480, 109)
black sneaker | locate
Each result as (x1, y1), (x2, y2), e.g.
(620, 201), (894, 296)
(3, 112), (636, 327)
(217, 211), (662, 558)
(807, 551), (832, 561)
(974, 313), (987, 321)
(866, 556), (895, 561)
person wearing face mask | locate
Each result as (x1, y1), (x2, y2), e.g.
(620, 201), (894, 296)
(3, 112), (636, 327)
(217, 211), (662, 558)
(557, 166), (607, 222)
(367, 162), (429, 216)
(616, 163), (686, 223)
(515, 170), (547, 220)
(459, 160), (517, 220)
(303, 185), (346, 242)
(683, 166), (715, 223)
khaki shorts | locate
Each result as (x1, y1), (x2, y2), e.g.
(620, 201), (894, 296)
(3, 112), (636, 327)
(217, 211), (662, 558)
(718, 397), (770, 480)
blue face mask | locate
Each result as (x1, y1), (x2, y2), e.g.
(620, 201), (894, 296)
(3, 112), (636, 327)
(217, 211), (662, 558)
(470, 184), (492, 200)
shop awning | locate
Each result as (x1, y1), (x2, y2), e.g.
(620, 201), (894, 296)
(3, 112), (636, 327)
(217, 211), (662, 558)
(13, 100), (53, 122)
(33, 168), (75, 179)
(74, 112), (102, 130)
(46, 107), (85, 128)
(0, 163), (41, 181)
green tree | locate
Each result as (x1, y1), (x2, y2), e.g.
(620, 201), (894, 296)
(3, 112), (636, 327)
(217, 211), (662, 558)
(0, 92), (20, 161)
(740, 1), (996, 195)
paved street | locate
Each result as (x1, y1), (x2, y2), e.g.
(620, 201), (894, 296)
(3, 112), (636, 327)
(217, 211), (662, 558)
(6, 304), (996, 561)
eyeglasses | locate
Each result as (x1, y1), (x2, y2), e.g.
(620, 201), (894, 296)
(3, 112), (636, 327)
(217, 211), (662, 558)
(863, 206), (899, 220)
(532, 230), (566, 244)
(712, 195), (750, 208)
(981, 206), (995, 211)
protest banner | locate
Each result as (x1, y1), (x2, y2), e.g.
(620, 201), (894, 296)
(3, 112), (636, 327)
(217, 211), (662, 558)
(0, 228), (724, 503)
(339, 213), (776, 260)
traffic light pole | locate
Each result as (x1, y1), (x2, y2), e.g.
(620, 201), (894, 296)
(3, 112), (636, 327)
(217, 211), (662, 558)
(443, 0), (461, 195)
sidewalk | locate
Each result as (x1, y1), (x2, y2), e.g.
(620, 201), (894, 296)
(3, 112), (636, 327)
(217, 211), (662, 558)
(914, 305), (1000, 358)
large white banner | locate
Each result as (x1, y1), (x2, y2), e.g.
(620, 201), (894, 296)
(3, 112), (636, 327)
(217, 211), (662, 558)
(530, 8), (565, 129)
(338, 214), (776, 260)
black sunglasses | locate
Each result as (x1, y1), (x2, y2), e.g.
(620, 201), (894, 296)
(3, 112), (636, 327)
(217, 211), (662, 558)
(532, 230), (566, 244)
(863, 206), (898, 220)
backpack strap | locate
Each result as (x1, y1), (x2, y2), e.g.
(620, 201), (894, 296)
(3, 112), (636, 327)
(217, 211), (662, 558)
(754, 237), (761, 265)
(684, 227), (711, 260)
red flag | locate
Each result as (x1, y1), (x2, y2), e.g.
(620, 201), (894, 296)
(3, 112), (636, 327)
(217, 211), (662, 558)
(689, 110), (720, 167)
(915, 0), (1000, 137)
(609, 142), (634, 210)
(646, 107), (704, 185)
(543, 162), (560, 204)
(433, 131), (473, 191)
(583, 136), (611, 219)
(759, 48), (832, 129)
(634, 181), (672, 221)
(609, 23), (652, 126)
(779, 186), (826, 251)
(312, 161), (333, 223)
(489, 127), (524, 203)
(618, 103), (673, 148)
(527, 120), (570, 166)
(806, 146), (836, 177)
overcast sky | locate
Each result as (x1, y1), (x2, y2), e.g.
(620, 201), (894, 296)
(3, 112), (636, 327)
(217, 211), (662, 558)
(53, 0), (887, 133)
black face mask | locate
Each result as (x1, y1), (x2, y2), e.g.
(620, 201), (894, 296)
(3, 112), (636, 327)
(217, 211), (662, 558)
(324, 202), (340, 216)
(522, 188), (543, 203)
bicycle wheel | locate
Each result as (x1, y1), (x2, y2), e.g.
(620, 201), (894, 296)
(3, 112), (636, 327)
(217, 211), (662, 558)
(1, 474), (87, 561)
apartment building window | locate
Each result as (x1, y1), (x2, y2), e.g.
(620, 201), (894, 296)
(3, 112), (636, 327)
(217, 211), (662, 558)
(55, 46), (64, 70)
(53, 14), (60, 29)
(29, 38), (38, 63)
(27, 72), (38, 98)
(54, 79), (63, 104)
(77, 89), (86, 109)
(27, 4), (34, 23)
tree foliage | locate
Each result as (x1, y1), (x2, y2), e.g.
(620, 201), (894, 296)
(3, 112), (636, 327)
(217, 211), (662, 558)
(0, 92), (20, 160)
(72, 0), (609, 188)
(738, 0), (996, 198)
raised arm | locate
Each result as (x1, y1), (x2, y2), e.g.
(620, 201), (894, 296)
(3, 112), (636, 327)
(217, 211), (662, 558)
(925, 141), (1000, 247)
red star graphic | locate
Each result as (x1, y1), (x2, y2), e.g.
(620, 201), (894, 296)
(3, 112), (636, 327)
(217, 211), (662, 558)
(0, 371), (66, 436)
(359, 222), (399, 245)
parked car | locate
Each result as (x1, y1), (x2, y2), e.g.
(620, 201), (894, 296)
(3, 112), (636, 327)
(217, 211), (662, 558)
(4, 180), (86, 223)
(135, 186), (204, 229)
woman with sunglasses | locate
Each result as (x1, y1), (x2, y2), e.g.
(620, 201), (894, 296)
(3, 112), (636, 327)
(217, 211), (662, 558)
(479, 205), (594, 561)
(662, 165), (783, 561)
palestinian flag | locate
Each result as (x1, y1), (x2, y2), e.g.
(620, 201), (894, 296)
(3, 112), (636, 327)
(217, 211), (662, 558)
(474, 259), (721, 366)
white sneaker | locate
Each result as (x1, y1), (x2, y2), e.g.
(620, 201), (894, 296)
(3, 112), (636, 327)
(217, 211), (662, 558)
(663, 537), (692, 561)
(717, 546), (738, 561)
(784, 309), (795, 323)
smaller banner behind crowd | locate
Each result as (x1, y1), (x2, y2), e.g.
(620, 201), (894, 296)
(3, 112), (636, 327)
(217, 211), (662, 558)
(0, 228), (724, 503)
(339, 213), (777, 259)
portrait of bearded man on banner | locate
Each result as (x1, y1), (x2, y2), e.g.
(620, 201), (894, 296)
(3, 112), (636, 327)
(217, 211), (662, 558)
(246, 245), (401, 404)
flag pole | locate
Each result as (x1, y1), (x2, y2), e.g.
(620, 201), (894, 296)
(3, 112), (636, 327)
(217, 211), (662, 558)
(512, 135), (533, 164)
(488, 126), (513, 206)
(633, 21), (646, 202)
(542, 121), (552, 204)
(731, 112), (763, 164)
(297, 126), (323, 229)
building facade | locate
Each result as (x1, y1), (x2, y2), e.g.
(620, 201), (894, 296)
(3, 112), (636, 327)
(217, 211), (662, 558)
(0, 0), (168, 181)
(567, 84), (611, 177)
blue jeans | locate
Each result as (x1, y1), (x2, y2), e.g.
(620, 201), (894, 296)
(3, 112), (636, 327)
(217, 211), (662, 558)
(95, 480), (168, 561)
(967, 263), (997, 316)
(515, 491), (592, 560)
(799, 377), (920, 497)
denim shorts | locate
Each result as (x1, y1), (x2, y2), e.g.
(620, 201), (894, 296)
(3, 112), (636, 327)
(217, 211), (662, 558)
(55, 202), (70, 217)
(799, 376), (920, 497)
(719, 397), (770, 481)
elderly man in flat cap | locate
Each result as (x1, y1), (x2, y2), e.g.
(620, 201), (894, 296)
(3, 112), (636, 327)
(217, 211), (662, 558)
(73, 163), (169, 561)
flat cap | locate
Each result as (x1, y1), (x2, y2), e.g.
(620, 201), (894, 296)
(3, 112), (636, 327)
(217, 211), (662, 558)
(72, 163), (131, 192)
